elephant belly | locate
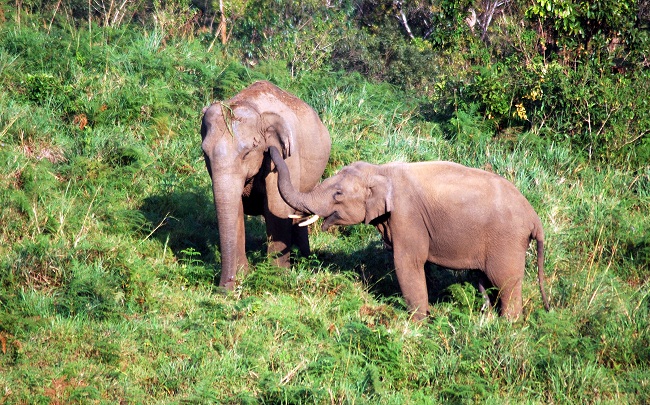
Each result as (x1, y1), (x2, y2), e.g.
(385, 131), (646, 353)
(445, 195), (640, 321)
(427, 245), (484, 272)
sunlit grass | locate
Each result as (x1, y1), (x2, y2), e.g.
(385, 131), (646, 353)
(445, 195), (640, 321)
(0, 17), (648, 404)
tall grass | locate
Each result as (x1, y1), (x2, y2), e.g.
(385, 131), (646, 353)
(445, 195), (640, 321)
(0, 15), (649, 404)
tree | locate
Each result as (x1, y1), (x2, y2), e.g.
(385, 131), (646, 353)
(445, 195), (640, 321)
(526, 0), (646, 66)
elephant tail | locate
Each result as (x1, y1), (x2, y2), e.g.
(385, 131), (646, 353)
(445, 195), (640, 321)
(536, 236), (551, 312)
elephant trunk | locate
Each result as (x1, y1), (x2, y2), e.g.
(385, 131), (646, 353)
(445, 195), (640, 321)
(269, 146), (319, 215)
(212, 175), (248, 289)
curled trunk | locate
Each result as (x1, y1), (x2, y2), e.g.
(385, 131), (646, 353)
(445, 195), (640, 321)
(269, 146), (319, 215)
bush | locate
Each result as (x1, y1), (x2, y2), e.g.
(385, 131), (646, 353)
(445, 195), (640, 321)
(233, 0), (354, 74)
(526, 0), (649, 68)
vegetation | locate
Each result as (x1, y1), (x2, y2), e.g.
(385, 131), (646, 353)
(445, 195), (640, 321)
(1, 0), (648, 403)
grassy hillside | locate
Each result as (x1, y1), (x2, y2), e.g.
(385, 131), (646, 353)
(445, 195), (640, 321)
(1, 8), (649, 404)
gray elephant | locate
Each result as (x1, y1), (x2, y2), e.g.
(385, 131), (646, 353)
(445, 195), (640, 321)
(268, 146), (549, 320)
(201, 81), (331, 289)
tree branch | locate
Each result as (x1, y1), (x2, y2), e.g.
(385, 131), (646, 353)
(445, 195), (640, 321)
(394, 1), (414, 40)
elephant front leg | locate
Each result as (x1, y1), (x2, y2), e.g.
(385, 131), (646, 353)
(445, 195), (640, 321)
(291, 220), (310, 257)
(392, 246), (429, 321)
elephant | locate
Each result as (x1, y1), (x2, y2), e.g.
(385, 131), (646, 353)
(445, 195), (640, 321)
(201, 81), (331, 290)
(268, 146), (550, 321)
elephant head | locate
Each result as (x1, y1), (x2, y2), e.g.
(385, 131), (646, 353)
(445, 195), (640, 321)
(201, 81), (331, 290)
(201, 105), (292, 288)
(268, 146), (392, 231)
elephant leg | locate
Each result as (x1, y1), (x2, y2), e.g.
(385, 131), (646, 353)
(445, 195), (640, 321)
(264, 213), (293, 268)
(498, 278), (523, 320)
(392, 244), (429, 321)
(484, 254), (525, 320)
(235, 204), (249, 273)
(478, 275), (492, 313)
(291, 221), (310, 257)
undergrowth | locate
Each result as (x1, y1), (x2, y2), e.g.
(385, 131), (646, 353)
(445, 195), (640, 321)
(1, 9), (649, 405)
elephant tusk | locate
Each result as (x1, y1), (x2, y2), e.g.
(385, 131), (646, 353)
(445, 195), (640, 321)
(298, 215), (320, 227)
(288, 214), (307, 219)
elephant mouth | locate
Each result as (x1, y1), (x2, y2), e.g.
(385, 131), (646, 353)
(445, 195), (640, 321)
(291, 210), (340, 231)
(321, 211), (340, 231)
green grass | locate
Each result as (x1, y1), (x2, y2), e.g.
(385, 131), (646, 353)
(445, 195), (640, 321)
(1, 16), (649, 404)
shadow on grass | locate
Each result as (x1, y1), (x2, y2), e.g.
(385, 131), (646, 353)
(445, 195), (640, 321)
(313, 239), (489, 310)
(138, 190), (489, 311)
(138, 188), (269, 276)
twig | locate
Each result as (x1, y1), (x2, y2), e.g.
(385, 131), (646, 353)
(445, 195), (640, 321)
(207, 22), (222, 53)
(48, 0), (62, 33)
(74, 187), (101, 248)
(220, 102), (235, 137)
(595, 103), (616, 139)
(617, 130), (649, 150)
(478, 0), (509, 42)
(394, 1), (414, 40)
(587, 242), (616, 310)
(141, 212), (172, 243)
(585, 223), (604, 287)
(627, 174), (640, 191)
(0, 111), (22, 140)
(15, 0), (22, 27)
(88, 0), (92, 48)
(280, 359), (308, 385)
(32, 202), (41, 235)
(219, 0), (227, 45)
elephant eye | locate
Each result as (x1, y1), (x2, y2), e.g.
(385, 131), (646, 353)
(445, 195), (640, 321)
(333, 190), (343, 201)
(241, 139), (260, 159)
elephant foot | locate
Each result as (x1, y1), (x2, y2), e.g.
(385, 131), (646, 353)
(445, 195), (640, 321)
(217, 275), (238, 292)
(272, 251), (291, 268)
(410, 309), (429, 322)
(215, 281), (238, 296)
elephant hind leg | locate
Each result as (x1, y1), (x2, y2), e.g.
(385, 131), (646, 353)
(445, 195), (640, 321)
(496, 278), (523, 320)
(264, 215), (311, 268)
(265, 215), (293, 268)
(485, 255), (525, 320)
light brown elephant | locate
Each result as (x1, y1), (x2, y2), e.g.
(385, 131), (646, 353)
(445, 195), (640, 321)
(268, 146), (550, 320)
(201, 81), (331, 290)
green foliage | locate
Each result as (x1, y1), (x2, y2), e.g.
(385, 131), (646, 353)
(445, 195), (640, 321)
(0, 4), (649, 404)
(55, 262), (124, 320)
(429, 52), (649, 165)
(233, 0), (355, 75)
(526, 0), (648, 67)
(523, 62), (650, 164)
(469, 64), (512, 125)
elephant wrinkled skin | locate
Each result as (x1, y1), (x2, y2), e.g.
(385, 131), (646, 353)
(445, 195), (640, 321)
(201, 81), (331, 289)
(269, 146), (550, 321)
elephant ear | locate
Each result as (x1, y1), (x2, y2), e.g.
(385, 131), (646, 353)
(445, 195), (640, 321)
(364, 174), (393, 224)
(262, 112), (293, 158)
